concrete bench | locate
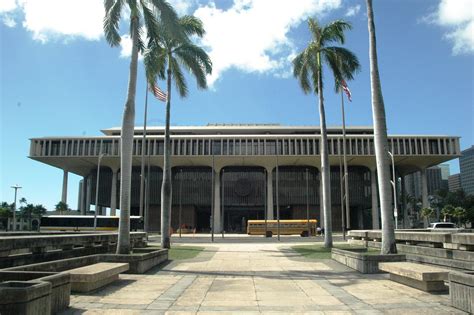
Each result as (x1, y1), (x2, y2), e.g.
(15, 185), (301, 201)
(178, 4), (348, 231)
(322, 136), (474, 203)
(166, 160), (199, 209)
(379, 262), (449, 292)
(68, 262), (129, 293)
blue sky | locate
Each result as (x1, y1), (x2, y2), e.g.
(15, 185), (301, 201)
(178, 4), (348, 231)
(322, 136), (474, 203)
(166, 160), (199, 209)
(1, 0), (473, 210)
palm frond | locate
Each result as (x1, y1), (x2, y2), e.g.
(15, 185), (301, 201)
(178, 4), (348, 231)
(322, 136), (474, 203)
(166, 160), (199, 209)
(292, 50), (312, 94)
(150, 0), (183, 41)
(179, 15), (205, 38)
(321, 20), (352, 45)
(170, 56), (188, 97)
(103, 0), (124, 46)
(175, 43), (212, 89)
(140, 0), (159, 43)
(307, 17), (321, 42)
(322, 46), (360, 92)
(144, 40), (167, 85)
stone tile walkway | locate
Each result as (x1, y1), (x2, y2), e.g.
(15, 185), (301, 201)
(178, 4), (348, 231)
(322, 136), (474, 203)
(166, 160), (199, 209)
(62, 241), (466, 314)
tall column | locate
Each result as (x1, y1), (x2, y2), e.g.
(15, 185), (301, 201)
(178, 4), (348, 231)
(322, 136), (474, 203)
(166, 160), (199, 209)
(319, 171), (324, 226)
(401, 175), (408, 228)
(371, 168), (380, 229)
(420, 168), (429, 227)
(420, 168), (429, 209)
(78, 180), (83, 213)
(213, 169), (221, 233)
(61, 170), (68, 203)
(80, 177), (87, 215)
(110, 168), (118, 216)
(266, 168), (274, 220)
(86, 175), (91, 214)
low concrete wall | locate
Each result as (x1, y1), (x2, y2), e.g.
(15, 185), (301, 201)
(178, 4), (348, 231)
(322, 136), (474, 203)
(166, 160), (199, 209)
(0, 271), (70, 314)
(348, 230), (474, 271)
(331, 248), (405, 274)
(449, 271), (474, 313)
(102, 248), (168, 273)
(0, 232), (147, 268)
(0, 280), (51, 315)
(4, 247), (168, 275)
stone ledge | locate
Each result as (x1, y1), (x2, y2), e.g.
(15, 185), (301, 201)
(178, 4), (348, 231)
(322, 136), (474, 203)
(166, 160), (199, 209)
(69, 262), (129, 293)
(331, 248), (405, 274)
(378, 262), (449, 281)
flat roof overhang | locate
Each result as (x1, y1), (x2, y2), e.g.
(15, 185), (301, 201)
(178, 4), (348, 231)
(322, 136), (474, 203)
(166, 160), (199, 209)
(29, 154), (459, 177)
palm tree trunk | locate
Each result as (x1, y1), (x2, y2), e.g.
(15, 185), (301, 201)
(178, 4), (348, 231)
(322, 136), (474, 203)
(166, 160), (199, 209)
(317, 56), (332, 248)
(366, 0), (396, 254)
(116, 16), (139, 254)
(161, 55), (173, 249)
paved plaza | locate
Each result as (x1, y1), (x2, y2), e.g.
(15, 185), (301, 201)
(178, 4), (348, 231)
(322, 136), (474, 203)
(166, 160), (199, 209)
(62, 237), (465, 314)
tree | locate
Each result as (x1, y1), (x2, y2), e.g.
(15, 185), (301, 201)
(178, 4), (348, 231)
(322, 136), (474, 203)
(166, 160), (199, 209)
(292, 18), (360, 248)
(441, 205), (455, 222)
(103, 0), (180, 254)
(366, 0), (396, 254)
(145, 15), (212, 248)
(453, 207), (466, 226)
(420, 207), (435, 224)
(55, 201), (70, 213)
(0, 202), (13, 231)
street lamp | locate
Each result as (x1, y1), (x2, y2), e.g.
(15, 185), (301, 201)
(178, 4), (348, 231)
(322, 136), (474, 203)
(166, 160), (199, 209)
(387, 151), (398, 229)
(94, 153), (105, 230)
(11, 185), (22, 231)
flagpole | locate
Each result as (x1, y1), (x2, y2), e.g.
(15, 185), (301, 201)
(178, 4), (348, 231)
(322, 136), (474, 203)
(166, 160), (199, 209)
(339, 154), (346, 240)
(341, 88), (350, 230)
(139, 82), (149, 219)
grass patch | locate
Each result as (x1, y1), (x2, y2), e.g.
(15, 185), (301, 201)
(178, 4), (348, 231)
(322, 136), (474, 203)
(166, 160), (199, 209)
(168, 245), (204, 260)
(292, 243), (379, 259)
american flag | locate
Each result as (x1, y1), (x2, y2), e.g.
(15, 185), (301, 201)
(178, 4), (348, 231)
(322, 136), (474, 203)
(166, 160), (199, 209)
(341, 79), (352, 102)
(149, 84), (167, 102)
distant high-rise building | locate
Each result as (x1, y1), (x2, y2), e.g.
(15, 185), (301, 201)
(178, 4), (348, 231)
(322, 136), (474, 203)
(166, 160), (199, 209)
(438, 164), (450, 191)
(404, 165), (444, 198)
(439, 164), (450, 180)
(460, 145), (474, 195)
(449, 174), (462, 192)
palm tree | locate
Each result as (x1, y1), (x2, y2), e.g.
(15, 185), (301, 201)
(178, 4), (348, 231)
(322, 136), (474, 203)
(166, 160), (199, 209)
(145, 15), (212, 248)
(366, 0), (396, 254)
(420, 207), (435, 224)
(293, 18), (359, 248)
(103, 0), (180, 254)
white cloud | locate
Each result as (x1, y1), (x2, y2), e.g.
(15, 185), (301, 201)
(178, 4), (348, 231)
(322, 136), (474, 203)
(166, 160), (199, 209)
(429, 0), (474, 55)
(168, 0), (196, 15)
(345, 4), (360, 17)
(0, 0), (104, 42)
(120, 34), (134, 58)
(20, 0), (104, 43)
(2, 14), (16, 27)
(0, 0), (17, 13)
(194, 0), (342, 86)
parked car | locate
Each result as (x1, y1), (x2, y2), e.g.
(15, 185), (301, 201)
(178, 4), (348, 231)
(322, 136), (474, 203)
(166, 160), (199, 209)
(427, 222), (457, 229)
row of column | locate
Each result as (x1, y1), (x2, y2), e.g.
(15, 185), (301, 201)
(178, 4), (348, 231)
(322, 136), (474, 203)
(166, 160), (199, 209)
(370, 167), (429, 229)
(61, 166), (430, 229)
(67, 168), (119, 216)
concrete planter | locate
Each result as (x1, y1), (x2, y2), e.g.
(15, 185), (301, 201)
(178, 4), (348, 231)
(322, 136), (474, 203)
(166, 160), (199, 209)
(0, 281), (51, 315)
(331, 248), (405, 273)
(449, 271), (474, 313)
(0, 271), (70, 314)
(6, 247), (168, 275)
(102, 247), (168, 274)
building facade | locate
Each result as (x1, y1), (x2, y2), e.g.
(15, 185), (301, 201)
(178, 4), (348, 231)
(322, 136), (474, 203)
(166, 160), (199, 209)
(404, 165), (445, 200)
(449, 174), (462, 192)
(29, 124), (461, 232)
(460, 145), (474, 195)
